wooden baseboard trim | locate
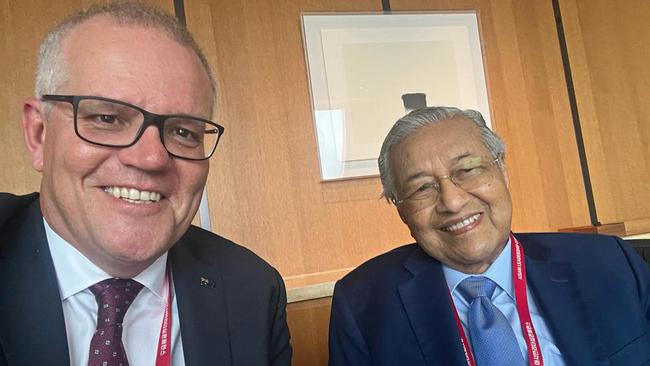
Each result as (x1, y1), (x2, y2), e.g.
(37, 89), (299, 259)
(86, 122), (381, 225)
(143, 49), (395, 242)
(559, 217), (650, 237)
(284, 268), (353, 303)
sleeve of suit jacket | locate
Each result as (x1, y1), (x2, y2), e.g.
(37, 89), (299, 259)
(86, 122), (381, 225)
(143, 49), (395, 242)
(270, 267), (292, 365)
(609, 236), (650, 364)
(617, 237), (650, 325)
(328, 280), (371, 366)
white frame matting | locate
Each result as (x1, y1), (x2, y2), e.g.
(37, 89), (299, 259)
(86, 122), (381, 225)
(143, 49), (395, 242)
(302, 12), (492, 181)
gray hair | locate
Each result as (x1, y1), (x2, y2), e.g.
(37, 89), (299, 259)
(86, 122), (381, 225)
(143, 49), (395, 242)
(378, 106), (506, 203)
(35, 0), (216, 114)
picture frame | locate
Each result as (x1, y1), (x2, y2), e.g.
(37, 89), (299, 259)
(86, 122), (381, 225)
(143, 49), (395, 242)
(301, 12), (492, 181)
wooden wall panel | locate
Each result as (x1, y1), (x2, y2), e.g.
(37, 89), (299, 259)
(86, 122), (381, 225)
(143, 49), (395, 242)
(185, 2), (593, 362)
(287, 298), (332, 366)
(185, 0), (414, 279)
(1, 0), (594, 277)
(559, 0), (650, 225)
(391, 0), (591, 232)
(186, 0), (593, 282)
(0, 0), (174, 194)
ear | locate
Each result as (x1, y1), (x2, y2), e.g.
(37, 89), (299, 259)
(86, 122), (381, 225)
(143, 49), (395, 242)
(22, 97), (47, 172)
(498, 162), (510, 188)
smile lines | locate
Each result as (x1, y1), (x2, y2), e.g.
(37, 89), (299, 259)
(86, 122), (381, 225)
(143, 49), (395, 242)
(104, 186), (162, 203)
(440, 213), (481, 232)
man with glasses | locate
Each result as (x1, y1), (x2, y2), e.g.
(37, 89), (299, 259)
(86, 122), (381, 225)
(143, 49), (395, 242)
(0, 2), (291, 365)
(328, 107), (650, 366)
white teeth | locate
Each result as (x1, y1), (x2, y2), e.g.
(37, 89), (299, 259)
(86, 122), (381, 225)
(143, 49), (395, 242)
(129, 188), (139, 200)
(104, 186), (162, 203)
(441, 214), (480, 232)
(140, 191), (150, 201)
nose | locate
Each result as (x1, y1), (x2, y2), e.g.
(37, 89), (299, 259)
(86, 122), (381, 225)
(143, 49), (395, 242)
(435, 178), (469, 214)
(117, 125), (170, 170)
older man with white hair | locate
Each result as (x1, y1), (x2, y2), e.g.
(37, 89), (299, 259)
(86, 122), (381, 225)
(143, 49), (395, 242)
(328, 106), (650, 366)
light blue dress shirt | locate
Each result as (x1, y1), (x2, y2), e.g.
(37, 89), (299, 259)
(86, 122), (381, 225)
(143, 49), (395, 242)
(444, 239), (566, 365)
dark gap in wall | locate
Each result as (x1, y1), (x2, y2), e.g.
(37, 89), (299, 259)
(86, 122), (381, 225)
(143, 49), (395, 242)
(551, 0), (600, 226)
(382, 0), (391, 11)
(173, 0), (187, 27)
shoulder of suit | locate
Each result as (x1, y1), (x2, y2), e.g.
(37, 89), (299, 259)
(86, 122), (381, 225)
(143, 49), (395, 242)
(338, 243), (420, 287)
(174, 225), (280, 274)
(0, 192), (39, 230)
(515, 231), (620, 247)
(515, 231), (625, 261)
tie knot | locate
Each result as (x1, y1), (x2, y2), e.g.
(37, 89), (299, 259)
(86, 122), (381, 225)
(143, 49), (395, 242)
(457, 276), (498, 303)
(89, 278), (143, 327)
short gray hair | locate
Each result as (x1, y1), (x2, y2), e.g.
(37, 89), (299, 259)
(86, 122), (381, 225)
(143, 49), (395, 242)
(378, 106), (506, 203)
(35, 0), (216, 114)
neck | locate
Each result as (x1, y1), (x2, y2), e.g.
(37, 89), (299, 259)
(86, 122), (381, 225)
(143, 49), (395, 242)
(449, 262), (492, 275)
(96, 259), (153, 278)
(443, 241), (509, 275)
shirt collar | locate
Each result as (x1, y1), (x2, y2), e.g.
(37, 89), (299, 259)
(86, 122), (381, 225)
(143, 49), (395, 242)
(443, 237), (514, 301)
(44, 218), (168, 300)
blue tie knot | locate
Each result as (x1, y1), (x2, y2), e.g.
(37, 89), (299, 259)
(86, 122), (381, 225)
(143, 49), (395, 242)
(456, 276), (527, 366)
(457, 276), (497, 303)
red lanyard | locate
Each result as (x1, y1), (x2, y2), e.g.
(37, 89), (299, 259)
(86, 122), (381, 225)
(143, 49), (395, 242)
(154, 269), (173, 366)
(448, 233), (544, 366)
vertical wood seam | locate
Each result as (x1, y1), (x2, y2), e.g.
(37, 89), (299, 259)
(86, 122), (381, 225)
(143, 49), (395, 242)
(551, 0), (600, 226)
(173, 0), (186, 26)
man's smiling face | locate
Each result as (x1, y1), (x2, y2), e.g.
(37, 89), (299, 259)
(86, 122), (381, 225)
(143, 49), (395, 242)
(26, 16), (213, 277)
(390, 117), (512, 274)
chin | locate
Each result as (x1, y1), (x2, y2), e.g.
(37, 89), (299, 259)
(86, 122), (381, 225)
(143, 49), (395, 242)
(107, 237), (169, 261)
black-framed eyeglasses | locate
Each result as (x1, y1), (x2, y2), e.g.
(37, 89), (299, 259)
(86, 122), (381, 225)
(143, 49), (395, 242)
(393, 155), (503, 212)
(41, 95), (224, 161)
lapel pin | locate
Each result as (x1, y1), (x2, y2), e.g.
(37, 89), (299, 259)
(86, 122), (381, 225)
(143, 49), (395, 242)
(200, 276), (215, 288)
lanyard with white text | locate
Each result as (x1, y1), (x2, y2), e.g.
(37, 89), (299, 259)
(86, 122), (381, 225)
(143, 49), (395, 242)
(155, 268), (172, 366)
(448, 233), (544, 366)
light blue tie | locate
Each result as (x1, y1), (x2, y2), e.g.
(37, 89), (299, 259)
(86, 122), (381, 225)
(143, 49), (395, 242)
(458, 276), (526, 366)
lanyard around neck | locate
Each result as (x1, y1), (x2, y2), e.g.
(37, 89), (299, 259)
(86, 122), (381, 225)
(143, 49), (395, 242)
(155, 268), (172, 366)
(448, 233), (544, 366)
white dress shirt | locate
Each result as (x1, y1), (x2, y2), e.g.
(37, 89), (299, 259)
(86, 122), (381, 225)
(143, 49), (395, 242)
(45, 219), (186, 365)
(444, 239), (566, 365)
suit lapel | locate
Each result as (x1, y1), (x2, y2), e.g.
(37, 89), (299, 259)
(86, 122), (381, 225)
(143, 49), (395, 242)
(0, 198), (70, 364)
(170, 238), (232, 366)
(520, 234), (606, 366)
(398, 248), (468, 366)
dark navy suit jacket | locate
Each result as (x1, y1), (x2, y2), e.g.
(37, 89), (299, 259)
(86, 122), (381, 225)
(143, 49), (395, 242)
(329, 232), (650, 366)
(0, 192), (292, 366)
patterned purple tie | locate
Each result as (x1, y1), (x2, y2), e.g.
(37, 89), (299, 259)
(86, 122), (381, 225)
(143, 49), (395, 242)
(87, 278), (143, 366)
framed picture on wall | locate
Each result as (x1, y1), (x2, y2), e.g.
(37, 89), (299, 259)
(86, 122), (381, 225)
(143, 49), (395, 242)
(301, 12), (492, 181)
